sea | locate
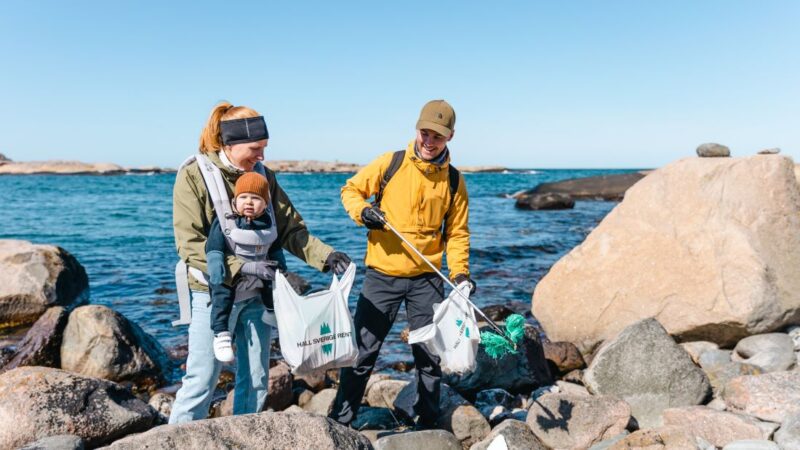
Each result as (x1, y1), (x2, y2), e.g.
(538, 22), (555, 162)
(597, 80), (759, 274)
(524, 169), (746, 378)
(0, 169), (636, 381)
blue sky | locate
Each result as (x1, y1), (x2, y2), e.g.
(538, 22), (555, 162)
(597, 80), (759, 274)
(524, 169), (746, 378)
(1, 1), (797, 169)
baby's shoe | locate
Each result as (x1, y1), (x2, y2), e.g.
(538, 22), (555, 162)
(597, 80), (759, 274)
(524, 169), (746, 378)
(213, 332), (234, 362)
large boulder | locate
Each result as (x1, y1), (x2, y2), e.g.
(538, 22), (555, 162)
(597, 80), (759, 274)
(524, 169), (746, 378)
(584, 319), (711, 428)
(696, 142), (731, 157)
(374, 430), (459, 450)
(533, 155), (800, 354)
(526, 392), (631, 450)
(60, 305), (169, 387)
(265, 361), (293, 411)
(723, 371), (800, 422)
(525, 172), (647, 201)
(0, 306), (68, 373)
(366, 379), (409, 409)
(661, 406), (776, 448)
(0, 240), (88, 329)
(105, 411), (372, 449)
(515, 193), (575, 210)
(0, 367), (156, 449)
(444, 325), (553, 397)
(731, 333), (795, 372)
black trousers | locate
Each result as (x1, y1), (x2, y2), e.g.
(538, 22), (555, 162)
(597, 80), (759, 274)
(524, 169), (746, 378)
(329, 268), (444, 426)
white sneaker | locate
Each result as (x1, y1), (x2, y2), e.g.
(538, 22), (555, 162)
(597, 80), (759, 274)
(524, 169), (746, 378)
(213, 332), (234, 362)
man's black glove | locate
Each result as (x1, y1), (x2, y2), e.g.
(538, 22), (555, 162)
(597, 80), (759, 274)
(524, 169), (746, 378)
(361, 206), (386, 230)
(325, 251), (352, 275)
(454, 274), (477, 295)
(241, 260), (278, 281)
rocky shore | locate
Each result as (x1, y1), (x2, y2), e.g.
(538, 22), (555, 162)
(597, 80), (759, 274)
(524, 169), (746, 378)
(2, 144), (800, 449)
(0, 153), (507, 175)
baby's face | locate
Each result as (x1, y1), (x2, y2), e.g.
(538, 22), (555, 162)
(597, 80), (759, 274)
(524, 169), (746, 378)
(235, 193), (267, 219)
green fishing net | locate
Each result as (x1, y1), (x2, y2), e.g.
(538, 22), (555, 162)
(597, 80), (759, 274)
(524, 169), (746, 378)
(480, 313), (526, 359)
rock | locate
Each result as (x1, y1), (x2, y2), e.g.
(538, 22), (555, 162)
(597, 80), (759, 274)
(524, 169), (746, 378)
(587, 432), (629, 450)
(265, 361), (293, 411)
(699, 349), (733, 370)
(697, 142), (731, 157)
(474, 388), (521, 410)
(394, 381), (490, 446)
(399, 328), (409, 343)
(350, 407), (400, 430)
(562, 369), (584, 385)
(443, 325), (553, 397)
(662, 406), (775, 447)
(758, 148), (781, 155)
(515, 193), (575, 210)
(722, 440), (779, 450)
(147, 393), (173, 423)
(19, 434), (85, 450)
(681, 341), (720, 365)
(0, 153), (9, 163)
(533, 155), (800, 354)
(0, 161), (126, 175)
(105, 411), (372, 449)
(294, 367), (328, 392)
(527, 392), (631, 450)
(284, 404), (304, 413)
(786, 325), (800, 350)
(525, 172), (647, 201)
(732, 333), (795, 372)
(774, 413), (800, 450)
(723, 371), (800, 422)
(543, 341), (586, 375)
(302, 388), (337, 415)
(60, 305), (169, 387)
(374, 430), (460, 450)
(703, 361), (762, 397)
(555, 380), (591, 397)
(284, 271), (311, 295)
(0, 240), (88, 329)
(0, 367), (156, 449)
(294, 387), (314, 407)
(480, 304), (515, 322)
(469, 419), (547, 450)
(707, 398), (727, 411)
(0, 306), (68, 372)
(609, 427), (703, 450)
(478, 405), (511, 426)
(366, 379), (409, 409)
(584, 319), (711, 428)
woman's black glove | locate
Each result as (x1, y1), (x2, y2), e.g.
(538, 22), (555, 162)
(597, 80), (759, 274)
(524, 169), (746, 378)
(241, 260), (278, 281)
(454, 274), (477, 295)
(325, 251), (352, 275)
(361, 206), (386, 230)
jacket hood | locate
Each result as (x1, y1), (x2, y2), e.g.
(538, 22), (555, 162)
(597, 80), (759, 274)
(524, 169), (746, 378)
(404, 140), (451, 175)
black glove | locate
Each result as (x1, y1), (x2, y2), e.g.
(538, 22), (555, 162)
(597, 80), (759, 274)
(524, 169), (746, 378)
(454, 274), (477, 295)
(325, 251), (351, 275)
(241, 260), (278, 281)
(361, 206), (386, 230)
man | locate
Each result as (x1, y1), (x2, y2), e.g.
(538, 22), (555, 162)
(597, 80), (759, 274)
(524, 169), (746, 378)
(330, 99), (474, 428)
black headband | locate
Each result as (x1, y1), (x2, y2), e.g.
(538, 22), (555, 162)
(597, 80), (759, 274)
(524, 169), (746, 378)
(220, 116), (269, 145)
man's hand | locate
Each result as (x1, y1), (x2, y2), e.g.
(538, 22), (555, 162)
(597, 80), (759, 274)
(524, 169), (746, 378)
(325, 251), (352, 275)
(361, 206), (386, 230)
(454, 274), (477, 295)
(241, 260), (278, 281)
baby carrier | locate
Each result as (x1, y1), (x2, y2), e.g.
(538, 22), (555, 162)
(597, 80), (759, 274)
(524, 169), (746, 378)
(172, 153), (277, 326)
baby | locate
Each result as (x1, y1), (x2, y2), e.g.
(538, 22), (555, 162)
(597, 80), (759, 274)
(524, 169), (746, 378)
(206, 172), (283, 362)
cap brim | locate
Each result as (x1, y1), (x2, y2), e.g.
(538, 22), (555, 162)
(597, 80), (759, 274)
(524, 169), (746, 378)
(416, 120), (452, 138)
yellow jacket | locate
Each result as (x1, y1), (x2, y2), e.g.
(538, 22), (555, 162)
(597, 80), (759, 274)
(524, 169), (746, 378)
(341, 141), (470, 279)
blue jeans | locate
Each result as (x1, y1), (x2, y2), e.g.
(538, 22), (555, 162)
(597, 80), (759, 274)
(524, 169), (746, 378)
(169, 290), (272, 424)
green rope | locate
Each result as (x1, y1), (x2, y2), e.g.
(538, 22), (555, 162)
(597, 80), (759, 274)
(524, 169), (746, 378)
(480, 313), (526, 359)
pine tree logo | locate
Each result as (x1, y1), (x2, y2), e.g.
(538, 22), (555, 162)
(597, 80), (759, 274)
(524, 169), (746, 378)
(320, 322), (333, 355)
(456, 318), (470, 338)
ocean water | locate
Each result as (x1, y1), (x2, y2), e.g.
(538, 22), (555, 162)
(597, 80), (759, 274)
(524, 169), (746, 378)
(0, 168), (636, 380)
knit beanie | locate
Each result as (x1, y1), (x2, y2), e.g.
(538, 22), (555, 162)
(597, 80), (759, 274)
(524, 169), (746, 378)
(234, 172), (270, 201)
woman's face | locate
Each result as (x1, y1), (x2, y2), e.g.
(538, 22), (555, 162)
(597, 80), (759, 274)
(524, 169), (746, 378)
(225, 139), (268, 171)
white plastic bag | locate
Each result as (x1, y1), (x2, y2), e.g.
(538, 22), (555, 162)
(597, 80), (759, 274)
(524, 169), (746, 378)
(407, 282), (480, 374)
(273, 262), (359, 375)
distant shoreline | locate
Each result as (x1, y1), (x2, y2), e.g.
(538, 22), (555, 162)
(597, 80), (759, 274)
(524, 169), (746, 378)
(0, 158), (510, 175)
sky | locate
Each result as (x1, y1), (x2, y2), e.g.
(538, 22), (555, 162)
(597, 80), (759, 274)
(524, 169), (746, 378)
(0, 1), (797, 169)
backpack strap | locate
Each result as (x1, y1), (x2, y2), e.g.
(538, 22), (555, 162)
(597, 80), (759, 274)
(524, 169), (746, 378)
(373, 150), (405, 207)
(442, 164), (461, 240)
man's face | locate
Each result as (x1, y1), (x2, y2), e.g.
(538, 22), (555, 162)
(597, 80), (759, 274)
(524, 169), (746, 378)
(234, 193), (267, 219)
(415, 128), (453, 161)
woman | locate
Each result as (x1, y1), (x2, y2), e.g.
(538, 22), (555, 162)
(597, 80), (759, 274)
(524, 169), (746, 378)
(169, 101), (351, 423)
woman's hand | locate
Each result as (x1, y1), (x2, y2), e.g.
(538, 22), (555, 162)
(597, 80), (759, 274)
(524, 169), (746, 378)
(325, 251), (352, 275)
